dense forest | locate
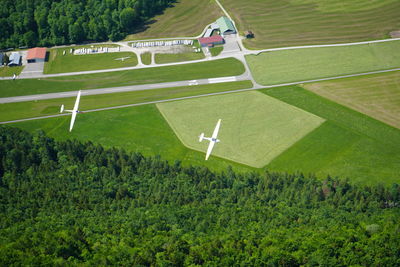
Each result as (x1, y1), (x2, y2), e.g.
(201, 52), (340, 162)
(0, 0), (175, 49)
(0, 126), (399, 265)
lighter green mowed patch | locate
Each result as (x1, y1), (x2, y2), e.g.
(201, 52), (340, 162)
(157, 91), (324, 168)
(247, 40), (400, 85)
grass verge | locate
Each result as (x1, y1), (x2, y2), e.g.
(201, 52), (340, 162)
(141, 52), (152, 65)
(155, 52), (205, 64)
(0, 66), (24, 77)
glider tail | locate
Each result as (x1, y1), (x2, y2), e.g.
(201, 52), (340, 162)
(199, 133), (204, 142)
(60, 104), (64, 113)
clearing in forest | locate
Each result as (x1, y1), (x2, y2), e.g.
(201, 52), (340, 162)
(156, 91), (324, 168)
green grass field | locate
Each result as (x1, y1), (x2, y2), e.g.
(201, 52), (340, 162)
(0, 81), (253, 122)
(0, 58), (245, 97)
(10, 105), (254, 173)
(220, 0), (400, 49)
(157, 91), (324, 167)
(155, 51), (205, 64)
(247, 40), (400, 85)
(44, 48), (138, 74)
(210, 46), (224, 57)
(264, 86), (400, 185)
(0, 66), (24, 77)
(304, 71), (400, 129)
(125, 0), (223, 40)
(141, 52), (152, 65)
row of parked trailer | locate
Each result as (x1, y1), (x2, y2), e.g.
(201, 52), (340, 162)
(72, 46), (122, 55)
(132, 40), (194, 48)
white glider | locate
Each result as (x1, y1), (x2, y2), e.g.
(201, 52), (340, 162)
(60, 90), (82, 132)
(199, 119), (221, 160)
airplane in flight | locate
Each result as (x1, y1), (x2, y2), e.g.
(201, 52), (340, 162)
(199, 119), (221, 160)
(60, 90), (82, 132)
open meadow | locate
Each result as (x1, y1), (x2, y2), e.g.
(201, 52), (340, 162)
(155, 51), (204, 64)
(304, 71), (400, 129)
(0, 81), (252, 122)
(10, 105), (254, 173)
(247, 40), (400, 85)
(44, 48), (138, 74)
(0, 58), (245, 97)
(220, 0), (400, 49)
(264, 86), (400, 185)
(157, 91), (324, 167)
(125, 0), (223, 40)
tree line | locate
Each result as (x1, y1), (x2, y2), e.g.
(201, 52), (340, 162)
(0, 0), (175, 49)
(0, 126), (399, 265)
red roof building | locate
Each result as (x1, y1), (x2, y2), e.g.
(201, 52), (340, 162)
(27, 47), (47, 63)
(198, 35), (224, 47)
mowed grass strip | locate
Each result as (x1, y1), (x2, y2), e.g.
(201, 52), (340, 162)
(0, 66), (24, 77)
(0, 58), (245, 97)
(125, 0), (223, 40)
(141, 52), (152, 65)
(263, 86), (400, 185)
(0, 81), (253, 122)
(220, 0), (400, 49)
(157, 91), (324, 168)
(10, 105), (254, 174)
(155, 52), (205, 64)
(247, 40), (400, 85)
(44, 48), (138, 74)
(304, 71), (400, 129)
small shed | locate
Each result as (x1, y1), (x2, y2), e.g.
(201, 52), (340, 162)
(245, 31), (254, 38)
(8, 52), (21, 66)
(216, 16), (236, 35)
(27, 47), (47, 63)
(0, 53), (4, 66)
(198, 35), (224, 47)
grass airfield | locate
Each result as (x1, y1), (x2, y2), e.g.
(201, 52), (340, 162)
(157, 91), (324, 167)
(8, 83), (400, 185)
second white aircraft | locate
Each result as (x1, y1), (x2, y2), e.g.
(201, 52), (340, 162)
(199, 119), (221, 160)
(60, 90), (82, 132)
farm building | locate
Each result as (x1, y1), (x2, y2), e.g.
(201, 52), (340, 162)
(0, 53), (4, 66)
(245, 31), (254, 38)
(27, 47), (47, 63)
(198, 35), (224, 47)
(8, 52), (21, 66)
(216, 16), (236, 35)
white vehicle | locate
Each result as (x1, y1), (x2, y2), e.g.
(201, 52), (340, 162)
(199, 119), (221, 160)
(60, 90), (82, 132)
